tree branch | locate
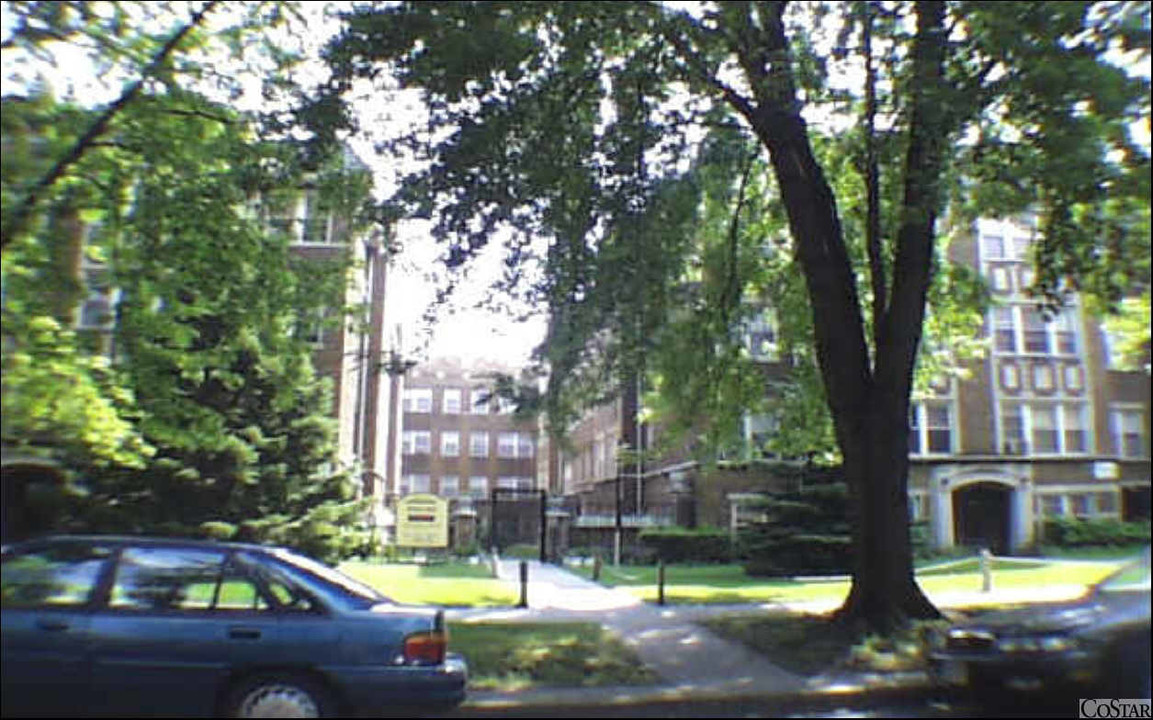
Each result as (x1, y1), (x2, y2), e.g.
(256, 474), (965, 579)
(1, 1), (221, 252)
(863, 0), (887, 350)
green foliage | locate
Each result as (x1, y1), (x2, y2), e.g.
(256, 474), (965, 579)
(1, 82), (377, 560)
(741, 480), (854, 577)
(638, 527), (734, 564)
(1041, 517), (1152, 548)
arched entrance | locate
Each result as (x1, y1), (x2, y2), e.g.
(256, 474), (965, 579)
(953, 481), (1012, 554)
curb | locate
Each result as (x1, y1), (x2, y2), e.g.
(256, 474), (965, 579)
(448, 676), (939, 716)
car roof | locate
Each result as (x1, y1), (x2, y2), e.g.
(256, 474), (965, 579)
(6, 534), (285, 554)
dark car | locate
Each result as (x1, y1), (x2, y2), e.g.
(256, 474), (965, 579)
(1, 535), (467, 718)
(929, 548), (1151, 699)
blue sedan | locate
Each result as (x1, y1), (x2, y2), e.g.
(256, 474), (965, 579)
(1, 535), (467, 717)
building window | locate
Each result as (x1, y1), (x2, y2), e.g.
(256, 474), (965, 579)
(497, 476), (533, 491)
(443, 388), (462, 414)
(1000, 362), (1021, 392)
(1063, 364), (1084, 392)
(1038, 494), (1064, 517)
(400, 474), (431, 496)
(1070, 493), (1092, 518)
(468, 476), (489, 498)
(294, 307), (329, 347)
(470, 388), (490, 414)
(497, 396), (516, 415)
(1097, 492), (1118, 515)
(1031, 405), (1059, 454)
(1003, 402), (1090, 456)
(301, 190), (335, 244)
(745, 310), (779, 361)
(1000, 403), (1027, 454)
(1062, 405), (1088, 454)
(517, 433), (535, 459)
(1031, 363), (1055, 392)
(439, 476), (459, 497)
(910, 402), (954, 455)
(981, 233), (1005, 260)
(1112, 407), (1148, 459)
(1053, 310), (1079, 355)
(441, 431), (460, 457)
(78, 267), (117, 330)
(993, 307), (1016, 353)
(990, 266), (1012, 293)
(402, 431), (431, 455)
(403, 388), (433, 413)
(497, 433), (518, 458)
(1022, 308), (1050, 354)
(1018, 265), (1035, 291)
(470, 432), (489, 458)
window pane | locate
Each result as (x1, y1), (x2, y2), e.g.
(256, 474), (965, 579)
(443, 389), (462, 414)
(470, 432), (489, 457)
(1031, 406), (1058, 453)
(982, 234), (1005, 260)
(109, 548), (225, 611)
(440, 476), (459, 497)
(994, 308), (1016, 353)
(1001, 404), (1026, 454)
(442, 431), (460, 457)
(1023, 309), (1049, 353)
(2, 543), (112, 608)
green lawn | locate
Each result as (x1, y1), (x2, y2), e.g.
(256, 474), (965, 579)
(568, 558), (1123, 605)
(339, 560), (518, 607)
(448, 621), (658, 691)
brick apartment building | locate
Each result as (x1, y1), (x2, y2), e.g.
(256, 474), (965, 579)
(552, 215), (1151, 554)
(274, 148), (393, 518)
(386, 356), (542, 546)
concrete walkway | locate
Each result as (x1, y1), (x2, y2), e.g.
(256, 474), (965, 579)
(445, 558), (1098, 712)
(449, 559), (834, 710)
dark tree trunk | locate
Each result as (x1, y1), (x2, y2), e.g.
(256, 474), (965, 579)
(728, 0), (950, 631)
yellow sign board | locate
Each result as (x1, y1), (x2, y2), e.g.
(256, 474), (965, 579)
(396, 494), (449, 548)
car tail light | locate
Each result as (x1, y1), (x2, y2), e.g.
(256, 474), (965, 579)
(403, 630), (447, 665)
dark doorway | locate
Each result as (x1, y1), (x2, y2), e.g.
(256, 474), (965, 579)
(1122, 486), (1151, 521)
(953, 482), (1012, 555)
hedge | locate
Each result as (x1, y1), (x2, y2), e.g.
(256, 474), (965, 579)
(638, 527), (733, 563)
(1042, 517), (1151, 547)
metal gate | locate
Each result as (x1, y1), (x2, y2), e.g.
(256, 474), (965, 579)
(490, 488), (547, 561)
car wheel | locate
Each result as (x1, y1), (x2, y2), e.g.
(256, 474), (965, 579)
(225, 674), (333, 718)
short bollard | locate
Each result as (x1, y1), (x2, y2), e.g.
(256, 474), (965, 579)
(592, 556), (602, 582)
(657, 560), (666, 606)
(518, 560), (529, 608)
(979, 548), (993, 593)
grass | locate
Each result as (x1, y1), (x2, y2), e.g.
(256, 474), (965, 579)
(339, 559), (519, 607)
(567, 557), (1124, 605)
(701, 612), (949, 678)
(448, 621), (659, 691)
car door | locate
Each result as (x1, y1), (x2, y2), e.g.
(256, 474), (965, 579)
(1, 540), (114, 717)
(87, 545), (235, 717)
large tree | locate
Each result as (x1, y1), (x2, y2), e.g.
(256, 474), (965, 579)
(324, 0), (1149, 629)
(2, 2), (380, 559)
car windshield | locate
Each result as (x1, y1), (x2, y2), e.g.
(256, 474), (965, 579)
(1094, 552), (1151, 595)
(268, 549), (387, 605)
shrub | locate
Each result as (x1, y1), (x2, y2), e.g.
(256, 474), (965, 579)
(638, 527), (733, 564)
(740, 480), (853, 577)
(1042, 517), (1151, 547)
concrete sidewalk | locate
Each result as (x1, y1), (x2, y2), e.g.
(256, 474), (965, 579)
(444, 558), (1096, 714)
